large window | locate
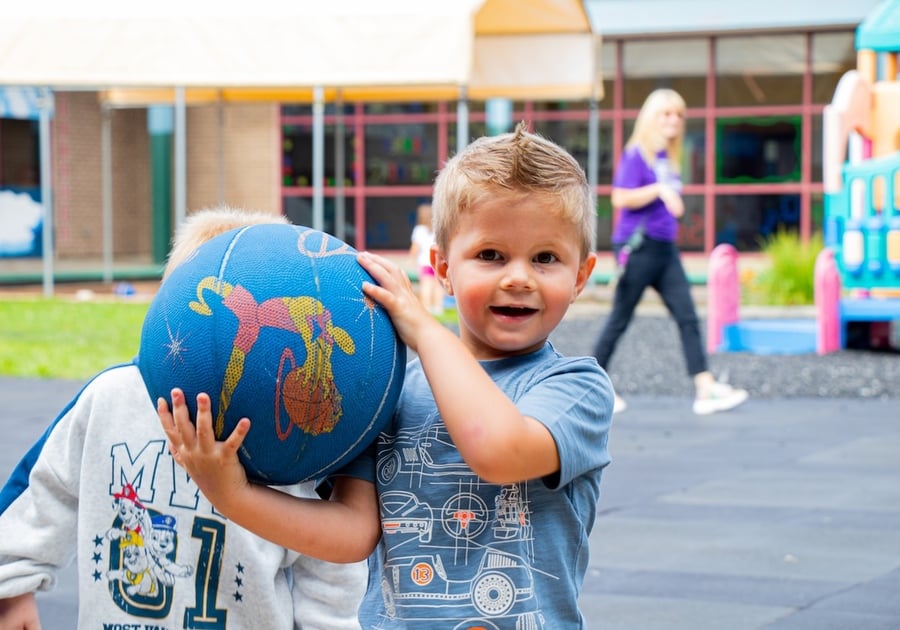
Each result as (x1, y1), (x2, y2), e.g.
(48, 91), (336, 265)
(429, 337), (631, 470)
(282, 123), (354, 187)
(716, 35), (805, 106)
(812, 32), (857, 103)
(281, 104), (444, 250)
(0, 117), (42, 258)
(0, 118), (40, 194)
(279, 27), (850, 254)
(716, 117), (801, 183)
(283, 196), (357, 245)
(599, 41), (617, 110)
(676, 196), (706, 252)
(364, 123), (438, 186)
(621, 38), (708, 108)
(715, 195), (801, 250)
(364, 196), (428, 249)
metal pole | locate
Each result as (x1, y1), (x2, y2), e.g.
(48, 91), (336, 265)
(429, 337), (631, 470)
(39, 88), (54, 298)
(174, 86), (187, 227)
(335, 93), (345, 241)
(587, 97), (599, 205)
(456, 85), (468, 154)
(217, 96), (225, 204)
(313, 86), (324, 231)
(101, 105), (113, 283)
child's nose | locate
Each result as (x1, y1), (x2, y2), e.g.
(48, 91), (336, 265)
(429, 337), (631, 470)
(500, 260), (536, 289)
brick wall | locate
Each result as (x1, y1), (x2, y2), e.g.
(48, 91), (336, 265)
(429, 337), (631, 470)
(49, 93), (280, 261)
(51, 92), (102, 257)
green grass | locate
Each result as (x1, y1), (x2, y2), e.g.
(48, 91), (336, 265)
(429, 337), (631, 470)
(0, 299), (150, 379)
(0, 296), (458, 380)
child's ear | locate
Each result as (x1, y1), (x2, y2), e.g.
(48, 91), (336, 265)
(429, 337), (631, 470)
(572, 253), (597, 302)
(430, 247), (452, 296)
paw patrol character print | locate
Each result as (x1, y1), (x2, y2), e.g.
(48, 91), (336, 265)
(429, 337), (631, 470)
(106, 529), (157, 596)
(105, 483), (151, 542)
(147, 514), (194, 586)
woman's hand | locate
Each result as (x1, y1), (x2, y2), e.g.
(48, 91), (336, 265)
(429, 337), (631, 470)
(158, 388), (251, 511)
(658, 183), (685, 218)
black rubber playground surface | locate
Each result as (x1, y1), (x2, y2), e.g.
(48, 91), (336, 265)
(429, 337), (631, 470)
(2, 308), (899, 628)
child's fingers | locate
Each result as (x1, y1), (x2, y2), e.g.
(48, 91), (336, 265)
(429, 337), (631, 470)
(358, 251), (396, 283)
(193, 392), (249, 454)
(193, 392), (215, 446)
(157, 397), (181, 453)
(359, 252), (414, 299)
(168, 388), (196, 449)
(223, 417), (251, 453)
(361, 279), (390, 304)
(157, 396), (174, 432)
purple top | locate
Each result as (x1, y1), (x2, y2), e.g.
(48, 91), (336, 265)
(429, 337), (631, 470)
(611, 146), (681, 244)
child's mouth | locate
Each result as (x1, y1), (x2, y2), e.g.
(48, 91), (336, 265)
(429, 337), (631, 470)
(490, 306), (537, 317)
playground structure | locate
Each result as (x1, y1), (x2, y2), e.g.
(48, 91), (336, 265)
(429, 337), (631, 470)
(708, 0), (900, 355)
(817, 0), (900, 353)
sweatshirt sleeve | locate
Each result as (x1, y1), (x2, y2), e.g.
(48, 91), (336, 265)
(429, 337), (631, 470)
(0, 378), (93, 598)
(289, 554), (366, 629)
(282, 482), (366, 629)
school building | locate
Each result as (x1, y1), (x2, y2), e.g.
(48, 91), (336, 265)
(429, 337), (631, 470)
(0, 0), (884, 279)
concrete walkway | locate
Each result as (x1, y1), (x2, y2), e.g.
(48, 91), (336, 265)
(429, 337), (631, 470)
(2, 379), (899, 629)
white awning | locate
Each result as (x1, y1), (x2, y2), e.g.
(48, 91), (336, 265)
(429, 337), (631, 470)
(0, 0), (600, 102)
(470, 32), (602, 101)
(0, 0), (601, 297)
(0, 2), (479, 89)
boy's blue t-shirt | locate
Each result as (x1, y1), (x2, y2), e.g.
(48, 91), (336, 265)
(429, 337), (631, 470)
(611, 145), (682, 244)
(342, 342), (613, 628)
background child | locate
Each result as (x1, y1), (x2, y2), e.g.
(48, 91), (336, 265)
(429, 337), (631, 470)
(593, 88), (748, 415)
(160, 123), (614, 628)
(408, 202), (444, 315)
(0, 206), (366, 629)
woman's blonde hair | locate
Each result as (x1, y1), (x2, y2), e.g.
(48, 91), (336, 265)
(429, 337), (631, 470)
(432, 121), (595, 258)
(628, 88), (686, 174)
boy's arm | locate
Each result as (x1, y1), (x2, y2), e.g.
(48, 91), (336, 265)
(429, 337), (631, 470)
(0, 592), (41, 628)
(358, 252), (561, 484)
(158, 390), (380, 563)
(0, 382), (92, 607)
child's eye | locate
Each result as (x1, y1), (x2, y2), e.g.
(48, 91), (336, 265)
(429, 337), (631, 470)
(478, 249), (502, 261)
(534, 252), (557, 264)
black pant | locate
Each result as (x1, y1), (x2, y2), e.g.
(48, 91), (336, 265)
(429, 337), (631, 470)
(593, 237), (708, 376)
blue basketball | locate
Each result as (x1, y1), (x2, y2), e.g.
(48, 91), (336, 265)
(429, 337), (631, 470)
(138, 224), (405, 485)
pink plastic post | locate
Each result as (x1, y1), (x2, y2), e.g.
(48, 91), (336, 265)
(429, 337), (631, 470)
(707, 244), (740, 354)
(814, 247), (842, 354)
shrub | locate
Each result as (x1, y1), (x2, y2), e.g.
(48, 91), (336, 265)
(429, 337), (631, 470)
(743, 230), (823, 306)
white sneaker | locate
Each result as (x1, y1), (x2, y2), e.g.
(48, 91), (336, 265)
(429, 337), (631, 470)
(693, 382), (748, 415)
(613, 394), (627, 414)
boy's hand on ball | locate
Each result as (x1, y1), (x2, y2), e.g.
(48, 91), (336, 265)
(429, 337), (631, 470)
(158, 388), (251, 509)
(358, 251), (441, 352)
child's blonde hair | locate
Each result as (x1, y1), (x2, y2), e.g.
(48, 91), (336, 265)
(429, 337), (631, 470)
(432, 121), (595, 258)
(163, 206), (289, 279)
(628, 88), (686, 173)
